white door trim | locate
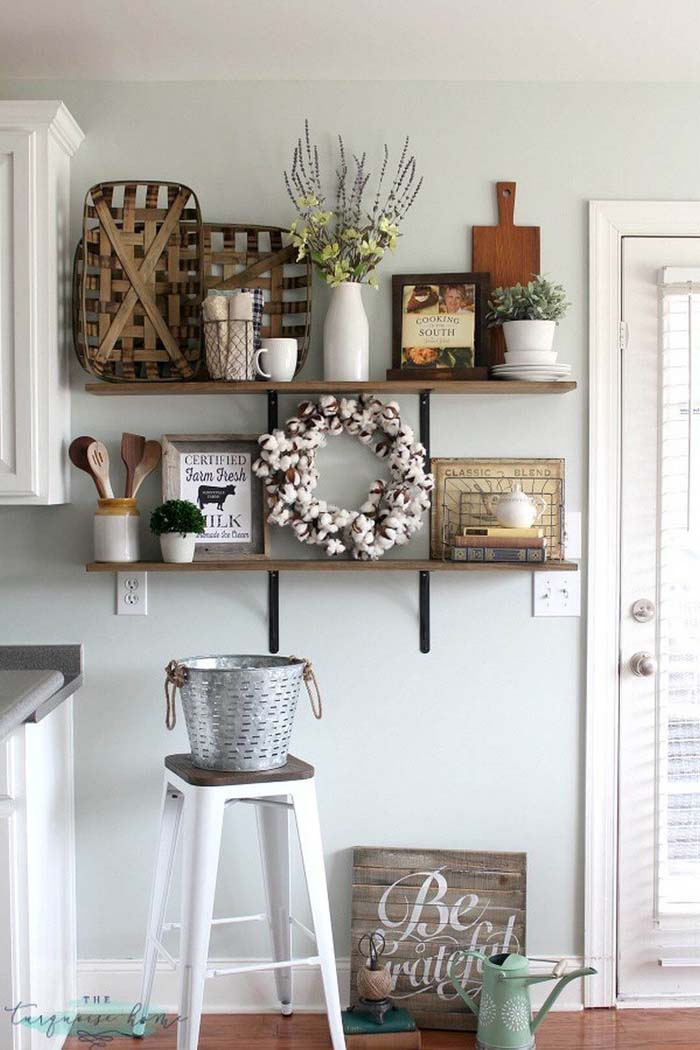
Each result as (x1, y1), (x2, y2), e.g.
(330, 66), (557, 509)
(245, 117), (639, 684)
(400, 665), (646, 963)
(586, 201), (700, 1007)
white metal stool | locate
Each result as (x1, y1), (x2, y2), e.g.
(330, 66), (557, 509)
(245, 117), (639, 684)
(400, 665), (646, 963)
(134, 753), (345, 1050)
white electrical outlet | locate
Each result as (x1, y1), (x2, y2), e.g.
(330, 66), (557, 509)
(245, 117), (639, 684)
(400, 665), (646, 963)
(116, 572), (148, 616)
(533, 571), (581, 617)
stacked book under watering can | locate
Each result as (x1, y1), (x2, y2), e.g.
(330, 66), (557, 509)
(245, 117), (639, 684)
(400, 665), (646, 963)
(449, 482), (548, 563)
(342, 1009), (420, 1050)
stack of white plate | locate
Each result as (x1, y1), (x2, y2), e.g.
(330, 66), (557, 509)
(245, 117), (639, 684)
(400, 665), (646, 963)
(491, 362), (572, 381)
(491, 349), (572, 382)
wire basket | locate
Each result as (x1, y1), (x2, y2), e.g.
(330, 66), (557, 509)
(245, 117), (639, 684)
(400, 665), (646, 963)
(164, 655), (320, 771)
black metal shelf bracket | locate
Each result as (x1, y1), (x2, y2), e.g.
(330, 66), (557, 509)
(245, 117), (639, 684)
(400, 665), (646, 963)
(267, 390), (280, 653)
(419, 391), (431, 462)
(419, 571), (431, 654)
(419, 392), (431, 653)
(268, 570), (280, 653)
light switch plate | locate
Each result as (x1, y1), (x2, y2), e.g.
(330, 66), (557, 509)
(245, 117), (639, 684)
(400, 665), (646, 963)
(116, 572), (148, 615)
(533, 570), (581, 617)
(565, 511), (582, 560)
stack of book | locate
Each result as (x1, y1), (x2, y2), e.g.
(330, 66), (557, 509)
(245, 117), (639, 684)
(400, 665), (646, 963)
(449, 526), (546, 563)
(342, 1007), (421, 1049)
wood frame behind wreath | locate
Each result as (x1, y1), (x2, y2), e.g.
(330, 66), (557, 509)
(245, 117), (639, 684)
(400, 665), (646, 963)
(390, 272), (489, 379)
(162, 434), (269, 561)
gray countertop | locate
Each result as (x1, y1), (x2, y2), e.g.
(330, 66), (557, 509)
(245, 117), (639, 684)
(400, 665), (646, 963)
(0, 645), (84, 742)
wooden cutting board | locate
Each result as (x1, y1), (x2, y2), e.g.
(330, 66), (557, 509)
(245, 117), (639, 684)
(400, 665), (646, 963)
(472, 181), (540, 365)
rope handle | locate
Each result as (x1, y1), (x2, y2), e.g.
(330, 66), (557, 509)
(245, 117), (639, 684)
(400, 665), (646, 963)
(292, 656), (323, 720)
(164, 659), (188, 730)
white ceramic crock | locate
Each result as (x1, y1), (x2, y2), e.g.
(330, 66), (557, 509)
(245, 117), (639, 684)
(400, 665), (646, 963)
(160, 532), (197, 563)
(502, 320), (556, 352)
(94, 498), (140, 562)
(323, 281), (369, 381)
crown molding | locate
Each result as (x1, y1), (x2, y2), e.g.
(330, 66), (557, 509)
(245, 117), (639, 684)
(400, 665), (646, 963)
(0, 99), (84, 155)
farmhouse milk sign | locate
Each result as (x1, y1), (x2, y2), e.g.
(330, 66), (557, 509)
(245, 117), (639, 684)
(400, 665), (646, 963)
(162, 435), (269, 560)
(350, 847), (526, 1031)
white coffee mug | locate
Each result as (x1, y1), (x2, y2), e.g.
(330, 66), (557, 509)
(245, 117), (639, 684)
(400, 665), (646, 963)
(254, 338), (298, 381)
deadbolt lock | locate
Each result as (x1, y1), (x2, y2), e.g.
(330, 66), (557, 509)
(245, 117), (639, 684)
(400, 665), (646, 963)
(631, 598), (655, 623)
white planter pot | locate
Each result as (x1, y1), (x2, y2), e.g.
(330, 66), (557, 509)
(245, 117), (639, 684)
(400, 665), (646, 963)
(502, 320), (556, 352)
(160, 532), (197, 563)
(323, 282), (369, 381)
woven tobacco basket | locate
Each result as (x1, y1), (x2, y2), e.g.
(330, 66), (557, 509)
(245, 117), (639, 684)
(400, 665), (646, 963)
(74, 181), (204, 381)
(202, 222), (311, 375)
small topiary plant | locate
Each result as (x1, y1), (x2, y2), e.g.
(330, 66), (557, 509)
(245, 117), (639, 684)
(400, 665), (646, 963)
(487, 275), (570, 326)
(150, 499), (205, 537)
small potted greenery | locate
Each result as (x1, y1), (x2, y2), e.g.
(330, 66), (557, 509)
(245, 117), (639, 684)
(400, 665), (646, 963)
(487, 275), (570, 354)
(150, 499), (205, 564)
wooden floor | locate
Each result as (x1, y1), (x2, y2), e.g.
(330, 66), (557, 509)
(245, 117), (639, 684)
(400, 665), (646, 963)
(63, 1009), (700, 1049)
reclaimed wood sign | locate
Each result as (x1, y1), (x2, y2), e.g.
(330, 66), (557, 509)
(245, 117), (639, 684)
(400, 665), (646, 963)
(350, 847), (526, 1031)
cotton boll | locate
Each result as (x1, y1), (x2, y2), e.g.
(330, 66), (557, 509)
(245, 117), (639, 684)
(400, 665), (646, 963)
(253, 458), (269, 477)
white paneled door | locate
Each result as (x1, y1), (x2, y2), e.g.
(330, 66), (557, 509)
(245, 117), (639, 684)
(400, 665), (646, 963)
(619, 237), (700, 999)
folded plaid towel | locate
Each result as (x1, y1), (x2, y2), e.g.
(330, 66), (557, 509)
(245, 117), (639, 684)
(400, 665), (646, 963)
(250, 287), (264, 350)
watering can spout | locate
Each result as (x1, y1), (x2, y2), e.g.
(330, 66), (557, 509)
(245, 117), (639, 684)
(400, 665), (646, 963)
(447, 950), (487, 1018)
(529, 966), (597, 1034)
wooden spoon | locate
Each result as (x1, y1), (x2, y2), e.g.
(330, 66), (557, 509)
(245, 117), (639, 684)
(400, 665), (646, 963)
(86, 441), (114, 499)
(121, 432), (146, 498)
(131, 440), (162, 498)
(68, 435), (102, 495)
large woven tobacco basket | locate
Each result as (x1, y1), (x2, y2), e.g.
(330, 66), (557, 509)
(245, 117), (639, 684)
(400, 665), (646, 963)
(73, 180), (312, 382)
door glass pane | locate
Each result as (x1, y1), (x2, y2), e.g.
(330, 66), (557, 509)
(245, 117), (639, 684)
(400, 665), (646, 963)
(658, 279), (700, 916)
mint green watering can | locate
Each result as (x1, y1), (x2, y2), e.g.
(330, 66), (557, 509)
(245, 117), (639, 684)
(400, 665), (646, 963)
(448, 951), (596, 1050)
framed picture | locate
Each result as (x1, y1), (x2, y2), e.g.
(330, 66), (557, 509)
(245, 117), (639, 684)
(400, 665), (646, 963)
(390, 272), (489, 379)
(430, 457), (565, 560)
(350, 846), (526, 1031)
(162, 434), (269, 561)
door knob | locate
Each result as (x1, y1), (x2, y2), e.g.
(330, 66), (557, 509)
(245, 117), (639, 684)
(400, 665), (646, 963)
(630, 651), (657, 677)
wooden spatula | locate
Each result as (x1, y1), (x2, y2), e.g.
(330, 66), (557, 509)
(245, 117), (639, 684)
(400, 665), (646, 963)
(131, 440), (162, 498)
(87, 441), (114, 499)
(68, 435), (102, 495)
(121, 432), (146, 498)
(472, 181), (541, 365)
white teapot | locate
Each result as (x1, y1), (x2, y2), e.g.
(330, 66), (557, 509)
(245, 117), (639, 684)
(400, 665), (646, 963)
(486, 483), (546, 529)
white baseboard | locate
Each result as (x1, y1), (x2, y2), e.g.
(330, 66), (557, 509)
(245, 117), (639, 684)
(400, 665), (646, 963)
(76, 956), (586, 1014)
(618, 995), (700, 1008)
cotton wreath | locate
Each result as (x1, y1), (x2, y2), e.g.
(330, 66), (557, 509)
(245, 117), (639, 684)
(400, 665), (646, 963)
(252, 394), (434, 560)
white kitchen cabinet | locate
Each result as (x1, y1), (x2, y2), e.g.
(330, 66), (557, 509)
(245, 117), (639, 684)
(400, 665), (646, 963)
(0, 101), (83, 504)
(0, 698), (77, 1050)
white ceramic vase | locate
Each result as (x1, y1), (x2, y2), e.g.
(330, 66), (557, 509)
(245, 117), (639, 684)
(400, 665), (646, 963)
(323, 282), (369, 381)
(160, 532), (197, 564)
(502, 319), (556, 352)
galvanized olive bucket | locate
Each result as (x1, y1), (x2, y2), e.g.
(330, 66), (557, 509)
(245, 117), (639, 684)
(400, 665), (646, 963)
(164, 655), (321, 772)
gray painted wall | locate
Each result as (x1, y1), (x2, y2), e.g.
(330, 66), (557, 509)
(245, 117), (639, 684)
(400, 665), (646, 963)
(0, 78), (690, 963)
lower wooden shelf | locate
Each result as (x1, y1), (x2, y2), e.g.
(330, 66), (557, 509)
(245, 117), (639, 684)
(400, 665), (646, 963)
(85, 558), (577, 573)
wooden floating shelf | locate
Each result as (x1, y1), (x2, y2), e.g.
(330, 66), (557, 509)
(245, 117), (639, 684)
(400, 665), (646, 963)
(86, 559), (577, 573)
(84, 379), (576, 396)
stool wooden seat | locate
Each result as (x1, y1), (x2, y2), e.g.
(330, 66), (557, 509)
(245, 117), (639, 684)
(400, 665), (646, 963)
(164, 752), (315, 786)
(135, 753), (345, 1050)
